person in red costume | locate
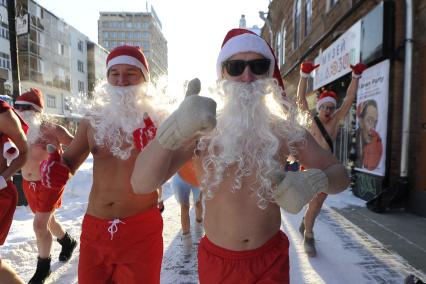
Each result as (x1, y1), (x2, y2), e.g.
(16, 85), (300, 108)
(0, 99), (28, 284)
(131, 28), (350, 284)
(40, 45), (163, 284)
(13, 88), (77, 284)
(355, 99), (382, 170)
(297, 61), (367, 257)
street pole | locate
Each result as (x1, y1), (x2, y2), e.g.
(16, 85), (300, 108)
(7, 0), (21, 102)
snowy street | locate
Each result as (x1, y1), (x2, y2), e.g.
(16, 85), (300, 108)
(1, 156), (424, 283)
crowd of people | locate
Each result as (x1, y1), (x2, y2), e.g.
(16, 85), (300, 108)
(1, 26), (413, 284)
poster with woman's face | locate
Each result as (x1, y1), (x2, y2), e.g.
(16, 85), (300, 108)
(355, 60), (389, 176)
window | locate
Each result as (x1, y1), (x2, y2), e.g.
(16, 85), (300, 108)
(305, 0), (312, 36)
(77, 60), (84, 73)
(293, 0), (301, 49)
(78, 40), (84, 52)
(0, 22), (9, 40)
(46, 95), (56, 108)
(57, 43), (64, 55)
(78, 81), (85, 93)
(103, 31), (108, 38)
(276, 21), (286, 66)
(0, 52), (10, 70)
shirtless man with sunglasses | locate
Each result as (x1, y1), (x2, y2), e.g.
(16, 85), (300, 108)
(132, 28), (349, 283)
(297, 61), (367, 257)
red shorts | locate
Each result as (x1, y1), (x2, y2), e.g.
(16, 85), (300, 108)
(22, 179), (64, 213)
(198, 230), (290, 284)
(78, 207), (164, 284)
(0, 181), (17, 245)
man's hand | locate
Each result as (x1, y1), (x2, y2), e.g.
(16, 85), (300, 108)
(157, 78), (217, 150)
(272, 169), (329, 214)
(300, 62), (320, 78)
(133, 113), (157, 151)
(40, 144), (70, 189)
(350, 63), (368, 79)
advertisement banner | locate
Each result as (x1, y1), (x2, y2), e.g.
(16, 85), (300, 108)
(354, 59), (390, 176)
(313, 21), (361, 90)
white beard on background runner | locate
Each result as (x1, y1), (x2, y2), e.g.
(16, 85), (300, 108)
(16, 110), (43, 144)
(198, 78), (307, 209)
(87, 82), (157, 160)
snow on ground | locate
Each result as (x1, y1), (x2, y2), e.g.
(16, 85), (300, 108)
(1, 156), (424, 283)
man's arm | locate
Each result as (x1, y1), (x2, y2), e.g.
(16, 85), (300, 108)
(54, 124), (74, 147)
(334, 63), (367, 121)
(131, 139), (194, 194)
(297, 133), (349, 193)
(61, 119), (90, 174)
(0, 110), (28, 180)
(297, 62), (319, 113)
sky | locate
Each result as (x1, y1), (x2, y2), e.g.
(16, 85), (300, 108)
(36, 0), (271, 88)
(2, 155), (422, 283)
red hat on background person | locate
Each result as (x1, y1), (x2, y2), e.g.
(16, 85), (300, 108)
(316, 90), (337, 111)
(216, 28), (285, 92)
(15, 88), (44, 112)
(106, 45), (150, 82)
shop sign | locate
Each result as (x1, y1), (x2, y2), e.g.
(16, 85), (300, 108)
(313, 21), (361, 90)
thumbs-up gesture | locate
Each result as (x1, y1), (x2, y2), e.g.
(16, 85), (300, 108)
(133, 113), (157, 151)
(300, 62), (320, 78)
(40, 144), (70, 189)
(350, 63), (368, 79)
(157, 78), (217, 150)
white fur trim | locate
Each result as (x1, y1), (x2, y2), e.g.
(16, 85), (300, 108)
(0, 176), (7, 190)
(14, 101), (42, 112)
(216, 33), (275, 78)
(3, 140), (19, 165)
(107, 55), (150, 82)
(316, 97), (336, 111)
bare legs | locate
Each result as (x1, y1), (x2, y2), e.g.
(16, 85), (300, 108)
(33, 211), (65, 258)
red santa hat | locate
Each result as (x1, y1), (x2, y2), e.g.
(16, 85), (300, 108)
(316, 90), (337, 111)
(106, 45), (150, 82)
(216, 28), (285, 92)
(15, 88), (44, 112)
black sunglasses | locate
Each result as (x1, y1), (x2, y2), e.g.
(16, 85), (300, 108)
(15, 104), (35, 111)
(222, 59), (271, 77)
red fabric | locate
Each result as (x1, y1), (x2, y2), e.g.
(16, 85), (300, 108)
(350, 63), (368, 75)
(133, 114), (157, 151)
(78, 207), (163, 284)
(15, 88), (44, 111)
(0, 181), (18, 245)
(362, 129), (383, 170)
(22, 179), (64, 213)
(198, 231), (290, 284)
(0, 99), (28, 135)
(300, 62), (320, 74)
(40, 151), (70, 189)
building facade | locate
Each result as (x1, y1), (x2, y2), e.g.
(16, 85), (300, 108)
(98, 7), (168, 81)
(87, 40), (108, 96)
(263, 0), (426, 216)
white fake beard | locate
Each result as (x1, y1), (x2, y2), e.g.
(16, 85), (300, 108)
(197, 78), (306, 209)
(17, 110), (43, 144)
(87, 82), (156, 160)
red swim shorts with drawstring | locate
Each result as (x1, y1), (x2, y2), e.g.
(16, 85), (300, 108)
(22, 179), (64, 213)
(78, 207), (164, 284)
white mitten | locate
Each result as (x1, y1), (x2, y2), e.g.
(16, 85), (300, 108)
(3, 138), (19, 166)
(0, 176), (7, 190)
(157, 78), (217, 150)
(272, 169), (329, 214)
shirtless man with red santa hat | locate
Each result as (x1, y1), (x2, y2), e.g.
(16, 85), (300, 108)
(40, 45), (163, 284)
(132, 29), (350, 283)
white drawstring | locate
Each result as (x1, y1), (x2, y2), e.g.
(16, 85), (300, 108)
(107, 219), (125, 240)
(30, 182), (37, 191)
